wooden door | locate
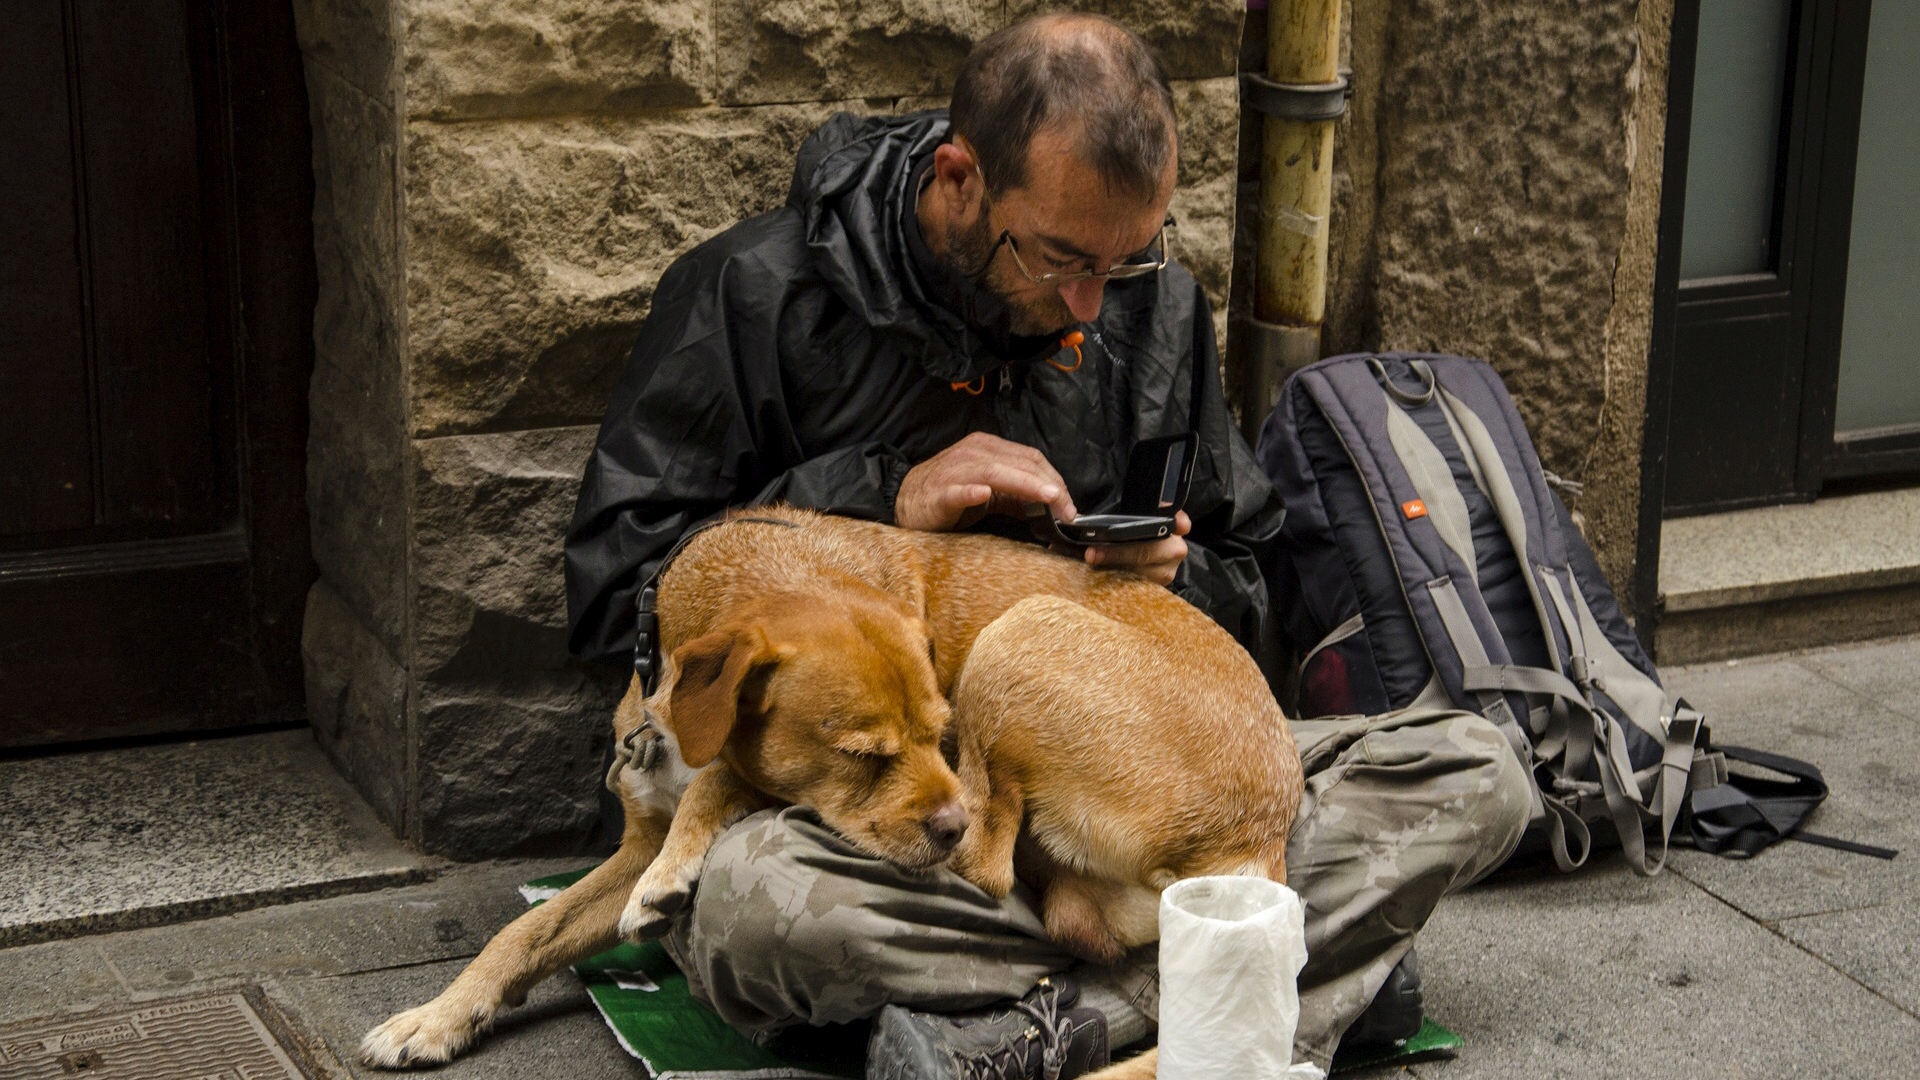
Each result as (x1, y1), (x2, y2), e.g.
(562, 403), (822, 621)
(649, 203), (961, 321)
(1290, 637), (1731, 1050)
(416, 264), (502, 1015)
(0, 0), (316, 748)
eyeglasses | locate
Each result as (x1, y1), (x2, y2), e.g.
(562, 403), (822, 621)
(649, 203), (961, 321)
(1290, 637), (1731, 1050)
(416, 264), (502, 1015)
(990, 223), (1173, 285)
(959, 150), (1172, 285)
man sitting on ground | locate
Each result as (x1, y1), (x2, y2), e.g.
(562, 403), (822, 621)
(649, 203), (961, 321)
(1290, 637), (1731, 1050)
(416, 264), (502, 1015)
(565, 13), (1531, 1078)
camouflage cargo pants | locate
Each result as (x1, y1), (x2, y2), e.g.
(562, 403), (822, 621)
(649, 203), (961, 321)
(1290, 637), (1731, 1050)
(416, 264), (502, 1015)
(663, 707), (1532, 1069)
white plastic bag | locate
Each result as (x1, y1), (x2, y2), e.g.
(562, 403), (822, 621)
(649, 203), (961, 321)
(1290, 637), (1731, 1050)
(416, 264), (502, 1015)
(1157, 876), (1326, 1080)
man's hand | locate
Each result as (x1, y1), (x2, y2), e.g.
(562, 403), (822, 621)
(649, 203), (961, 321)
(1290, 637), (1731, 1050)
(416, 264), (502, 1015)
(895, 433), (1077, 532)
(1068, 510), (1191, 587)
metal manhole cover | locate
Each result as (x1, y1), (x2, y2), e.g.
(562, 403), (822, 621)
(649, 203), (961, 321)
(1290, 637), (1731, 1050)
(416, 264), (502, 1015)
(0, 989), (320, 1080)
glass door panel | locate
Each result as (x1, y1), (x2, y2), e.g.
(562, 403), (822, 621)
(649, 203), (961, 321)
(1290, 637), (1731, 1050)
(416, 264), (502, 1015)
(1832, 0), (1920, 435)
(1679, 0), (1794, 281)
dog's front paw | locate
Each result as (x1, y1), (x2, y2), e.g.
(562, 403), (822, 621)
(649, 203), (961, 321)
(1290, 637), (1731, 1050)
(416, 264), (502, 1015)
(618, 863), (698, 941)
(360, 996), (494, 1069)
(949, 836), (1017, 899)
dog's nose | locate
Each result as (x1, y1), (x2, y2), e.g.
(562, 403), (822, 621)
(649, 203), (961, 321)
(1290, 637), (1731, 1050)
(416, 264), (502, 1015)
(924, 802), (969, 853)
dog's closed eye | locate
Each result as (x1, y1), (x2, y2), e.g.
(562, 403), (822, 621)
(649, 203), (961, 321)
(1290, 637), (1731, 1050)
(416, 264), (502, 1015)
(829, 727), (900, 762)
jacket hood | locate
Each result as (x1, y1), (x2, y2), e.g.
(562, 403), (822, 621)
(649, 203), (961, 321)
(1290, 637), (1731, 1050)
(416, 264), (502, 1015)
(787, 111), (1017, 383)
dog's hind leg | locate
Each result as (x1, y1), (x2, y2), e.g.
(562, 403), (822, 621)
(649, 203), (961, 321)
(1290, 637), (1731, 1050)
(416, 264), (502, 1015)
(359, 808), (669, 1069)
(1040, 872), (1150, 965)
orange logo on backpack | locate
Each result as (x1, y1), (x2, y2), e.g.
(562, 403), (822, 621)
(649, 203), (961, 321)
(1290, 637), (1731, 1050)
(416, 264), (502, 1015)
(1402, 499), (1428, 520)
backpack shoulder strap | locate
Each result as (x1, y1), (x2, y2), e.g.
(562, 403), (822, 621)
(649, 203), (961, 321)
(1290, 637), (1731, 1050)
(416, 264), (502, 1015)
(1420, 355), (1721, 875)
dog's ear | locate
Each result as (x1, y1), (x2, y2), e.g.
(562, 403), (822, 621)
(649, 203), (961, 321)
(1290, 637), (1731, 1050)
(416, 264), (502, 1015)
(667, 623), (777, 768)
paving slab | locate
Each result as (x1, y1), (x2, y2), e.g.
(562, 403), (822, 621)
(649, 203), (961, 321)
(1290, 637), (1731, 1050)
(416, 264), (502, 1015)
(278, 955), (637, 1080)
(0, 729), (436, 947)
(1775, 895), (1920, 1017)
(1792, 632), (1920, 723)
(97, 859), (591, 993)
(1660, 655), (1920, 920)
(1407, 859), (1920, 1079)
(0, 858), (618, 1077)
(0, 936), (131, 1022)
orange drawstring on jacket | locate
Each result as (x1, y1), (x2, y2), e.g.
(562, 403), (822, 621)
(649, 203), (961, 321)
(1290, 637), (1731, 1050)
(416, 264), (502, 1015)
(951, 331), (1083, 394)
(1049, 330), (1085, 373)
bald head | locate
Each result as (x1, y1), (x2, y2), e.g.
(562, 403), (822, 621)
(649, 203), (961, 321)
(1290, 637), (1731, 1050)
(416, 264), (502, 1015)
(950, 13), (1177, 203)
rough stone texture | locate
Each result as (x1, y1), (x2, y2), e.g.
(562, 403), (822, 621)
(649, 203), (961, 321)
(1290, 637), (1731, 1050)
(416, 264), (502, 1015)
(403, 105), (842, 438)
(413, 679), (619, 860)
(1008, 0), (1242, 81)
(1301, 0), (1668, 607)
(292, 0), (398, 108)
(1321, 1), (1386, 360)
(406, 427), (618, 857)
(303, 579), (410, 828)
(408, 427), (600, 682)
(1370, 0), (1645, 570)
(717, 0), (1000, 106)
(1169, 78), (1240, 354)
(1593, 0), (1671, 607)
(405, 0), (714, 119)
(303, 62), (409, 653)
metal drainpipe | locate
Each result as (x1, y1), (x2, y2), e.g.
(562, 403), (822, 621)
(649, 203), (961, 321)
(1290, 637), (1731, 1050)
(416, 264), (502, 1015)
(1239, 0), (1348, 441)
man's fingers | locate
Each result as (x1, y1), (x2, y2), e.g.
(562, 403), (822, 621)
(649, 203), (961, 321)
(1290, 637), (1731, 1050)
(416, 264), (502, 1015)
(895, 433), (1077, 531)
(1082, 539), (1184, 586)
(952, 435), (1073, 518)
(934, 483), (994, 517)
(1085, 536), (1187, 569)
(976, 462), (1075, 519)
(1084, 536), (1188, 585)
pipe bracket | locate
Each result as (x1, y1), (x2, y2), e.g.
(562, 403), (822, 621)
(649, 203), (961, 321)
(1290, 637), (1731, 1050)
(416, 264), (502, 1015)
(1242, 72), (1351, 122)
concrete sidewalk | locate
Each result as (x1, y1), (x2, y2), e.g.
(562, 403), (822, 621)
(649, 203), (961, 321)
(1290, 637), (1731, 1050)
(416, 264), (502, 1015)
(2, 635), (1917, 1078)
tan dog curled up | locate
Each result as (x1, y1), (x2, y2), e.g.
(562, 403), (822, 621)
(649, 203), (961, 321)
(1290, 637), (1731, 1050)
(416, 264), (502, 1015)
(359, 507), (1302, 1078)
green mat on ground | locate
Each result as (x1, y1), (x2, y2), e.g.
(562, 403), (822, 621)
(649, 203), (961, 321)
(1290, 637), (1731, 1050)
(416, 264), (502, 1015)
(524, 868), (1460, 1078)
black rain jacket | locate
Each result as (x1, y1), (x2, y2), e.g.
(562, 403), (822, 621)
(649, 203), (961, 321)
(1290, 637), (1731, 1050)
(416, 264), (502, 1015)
(564, 111), (1287, 667)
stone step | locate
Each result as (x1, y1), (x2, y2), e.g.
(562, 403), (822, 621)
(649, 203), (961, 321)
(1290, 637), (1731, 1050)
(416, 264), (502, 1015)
(0, 729), (438, 948)
(1656, 487), (1920, 664)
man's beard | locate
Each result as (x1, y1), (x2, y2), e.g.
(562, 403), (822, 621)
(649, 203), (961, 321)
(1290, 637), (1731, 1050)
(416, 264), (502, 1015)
(946, 212), (1075, 338)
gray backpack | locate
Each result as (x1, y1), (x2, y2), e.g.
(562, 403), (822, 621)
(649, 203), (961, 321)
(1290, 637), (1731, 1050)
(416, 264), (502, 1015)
(1255, 353), (1727, 875)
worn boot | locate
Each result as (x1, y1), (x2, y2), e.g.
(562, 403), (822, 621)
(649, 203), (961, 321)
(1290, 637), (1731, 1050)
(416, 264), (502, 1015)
(1337, 949), (1424, 1052)
(866, 975), (1111, 1080)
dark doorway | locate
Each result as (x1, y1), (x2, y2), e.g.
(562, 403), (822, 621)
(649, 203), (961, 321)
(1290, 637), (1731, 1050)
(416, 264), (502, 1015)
(1659, 0), (1920, 516)
(0, 0), (316, 748)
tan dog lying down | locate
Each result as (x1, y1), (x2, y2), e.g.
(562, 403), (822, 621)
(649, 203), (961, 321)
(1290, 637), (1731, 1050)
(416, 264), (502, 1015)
(361, 507), (1302, 1078)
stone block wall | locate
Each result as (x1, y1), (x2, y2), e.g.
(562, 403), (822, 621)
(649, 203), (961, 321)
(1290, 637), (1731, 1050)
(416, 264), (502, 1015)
(292, 0), (1247, 856)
